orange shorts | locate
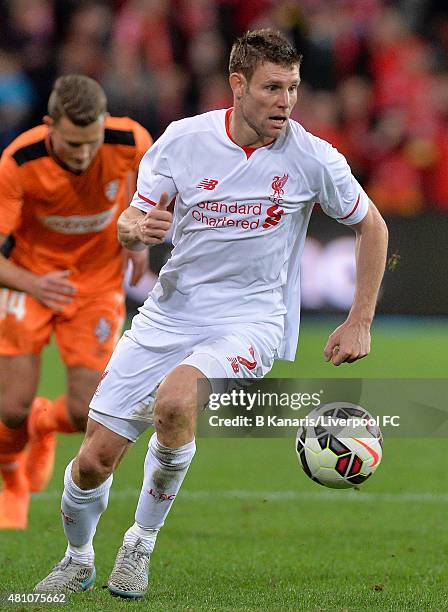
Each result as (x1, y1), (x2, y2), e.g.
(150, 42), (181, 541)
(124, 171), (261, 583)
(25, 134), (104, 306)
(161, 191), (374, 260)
(0, 288), (126, 371)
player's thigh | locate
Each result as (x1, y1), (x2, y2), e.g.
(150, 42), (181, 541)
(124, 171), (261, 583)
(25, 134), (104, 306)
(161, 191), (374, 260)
(154, 364), (212, 422)
(181, 322), (281, 392)
(0, 290), (52, 425)
(90, 326), (195, 426)
(0, 354), (41, 425)
(55, 290), (125, 372)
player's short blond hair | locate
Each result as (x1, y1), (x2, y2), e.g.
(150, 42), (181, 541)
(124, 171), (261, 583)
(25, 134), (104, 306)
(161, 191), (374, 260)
(48, 75), (107, 126)
(229, 29), (302, 82)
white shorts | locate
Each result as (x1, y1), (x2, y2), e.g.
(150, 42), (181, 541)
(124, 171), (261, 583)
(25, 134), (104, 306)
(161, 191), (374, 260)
(89, 313), (282, 441)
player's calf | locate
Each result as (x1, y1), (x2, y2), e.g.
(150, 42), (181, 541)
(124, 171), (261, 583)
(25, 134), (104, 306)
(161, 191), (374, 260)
(35, 458), (111, 592)
(107, 432), (196, 600)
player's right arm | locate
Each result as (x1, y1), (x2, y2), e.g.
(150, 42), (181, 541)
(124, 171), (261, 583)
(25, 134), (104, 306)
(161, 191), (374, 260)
(117, 192), (172, 250)
(0, 151), (76, 311)
(118, 124), (176, 250)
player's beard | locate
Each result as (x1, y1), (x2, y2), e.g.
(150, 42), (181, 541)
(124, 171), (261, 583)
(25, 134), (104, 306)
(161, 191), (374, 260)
(240, 105), (279, 144)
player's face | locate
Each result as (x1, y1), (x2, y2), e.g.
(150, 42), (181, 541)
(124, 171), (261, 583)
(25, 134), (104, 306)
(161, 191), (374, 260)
(237, 62), (300, 143)
(48, 115), (105, 173)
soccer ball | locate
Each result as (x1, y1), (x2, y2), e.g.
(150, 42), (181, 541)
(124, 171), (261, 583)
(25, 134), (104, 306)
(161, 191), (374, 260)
(295, 402), (383, 489)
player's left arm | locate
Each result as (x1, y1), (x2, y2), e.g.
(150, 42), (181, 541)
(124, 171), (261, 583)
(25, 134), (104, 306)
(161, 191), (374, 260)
(324, 200), (388, 366)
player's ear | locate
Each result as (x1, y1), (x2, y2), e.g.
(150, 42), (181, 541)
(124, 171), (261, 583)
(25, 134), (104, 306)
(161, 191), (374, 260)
(43, 115), (54, 128)
(229, 72), (245, 100)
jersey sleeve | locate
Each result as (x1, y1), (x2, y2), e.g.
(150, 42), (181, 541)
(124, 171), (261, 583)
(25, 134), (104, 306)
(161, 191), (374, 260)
(0, 152), (24, 234)
(317, 144), (369, 225)
(130, 125), (177, 212)
(131, 122), (153, 171)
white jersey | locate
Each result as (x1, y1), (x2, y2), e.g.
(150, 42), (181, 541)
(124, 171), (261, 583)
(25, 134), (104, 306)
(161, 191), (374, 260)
(131, 108), (369, 361)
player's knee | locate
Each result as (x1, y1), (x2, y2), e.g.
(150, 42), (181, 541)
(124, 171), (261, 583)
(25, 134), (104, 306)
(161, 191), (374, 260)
(0, 396), (32, 428)
(76, 446), (115, 486)
(154, 389), (196, 434)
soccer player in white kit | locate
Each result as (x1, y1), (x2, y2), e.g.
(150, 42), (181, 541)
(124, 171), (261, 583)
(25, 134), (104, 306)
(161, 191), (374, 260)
(36, 30), (388, 598)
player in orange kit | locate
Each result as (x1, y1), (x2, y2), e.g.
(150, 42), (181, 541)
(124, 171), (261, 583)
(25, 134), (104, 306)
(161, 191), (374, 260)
(0, 74), (152, 528)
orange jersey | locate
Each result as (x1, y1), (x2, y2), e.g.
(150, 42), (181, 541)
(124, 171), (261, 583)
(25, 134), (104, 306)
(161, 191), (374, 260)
(0, 116), (152, 295)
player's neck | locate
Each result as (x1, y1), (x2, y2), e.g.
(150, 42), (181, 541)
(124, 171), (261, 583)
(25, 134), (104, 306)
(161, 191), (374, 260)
(228, 109), (274, 149)
(47, 135), (88, 175)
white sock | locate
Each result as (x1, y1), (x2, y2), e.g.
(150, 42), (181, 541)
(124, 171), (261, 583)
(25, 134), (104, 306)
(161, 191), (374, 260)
(61, 459), (113, 565)
(65, 541), (95, 566)
(134, 433), (196, 532)
(123, 522), (159, 554)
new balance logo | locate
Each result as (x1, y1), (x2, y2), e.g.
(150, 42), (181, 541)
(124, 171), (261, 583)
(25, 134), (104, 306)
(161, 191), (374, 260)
(197, 178), (219, 190)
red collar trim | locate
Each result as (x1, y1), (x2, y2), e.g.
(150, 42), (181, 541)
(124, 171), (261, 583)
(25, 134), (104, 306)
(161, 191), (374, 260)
(225, 108), (274, 160)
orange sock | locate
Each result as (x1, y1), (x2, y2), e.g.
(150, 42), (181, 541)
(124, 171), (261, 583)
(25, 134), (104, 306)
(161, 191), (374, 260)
(0, 422), (28, 493)
(0, 453), (28, 494)
(0, 450), (29, 528)
(0, 421), (28, 455)
(31, 396), (78, 437)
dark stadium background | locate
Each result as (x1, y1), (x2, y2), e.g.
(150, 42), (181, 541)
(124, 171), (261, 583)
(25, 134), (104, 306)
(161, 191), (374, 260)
(1, 0), (447, 318)
(1, 1), (447, 609)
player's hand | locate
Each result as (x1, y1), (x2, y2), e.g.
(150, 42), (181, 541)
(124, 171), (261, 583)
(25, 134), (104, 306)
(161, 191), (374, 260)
(123, 248), (149, 286)
(324, 320), (371, 366)
(134, 192), (172, 246)
(29, 270), (76, 312)
(117, 193), (172, 249)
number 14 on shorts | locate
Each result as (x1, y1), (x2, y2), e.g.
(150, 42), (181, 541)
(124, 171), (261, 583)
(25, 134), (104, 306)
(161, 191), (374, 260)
(0, 289), (26, 321)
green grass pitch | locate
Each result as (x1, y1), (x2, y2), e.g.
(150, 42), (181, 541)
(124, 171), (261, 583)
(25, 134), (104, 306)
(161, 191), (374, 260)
(1, 316), (447, 610)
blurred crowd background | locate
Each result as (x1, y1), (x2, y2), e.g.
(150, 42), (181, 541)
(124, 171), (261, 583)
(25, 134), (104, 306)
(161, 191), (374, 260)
(1, 0), (448, 216)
